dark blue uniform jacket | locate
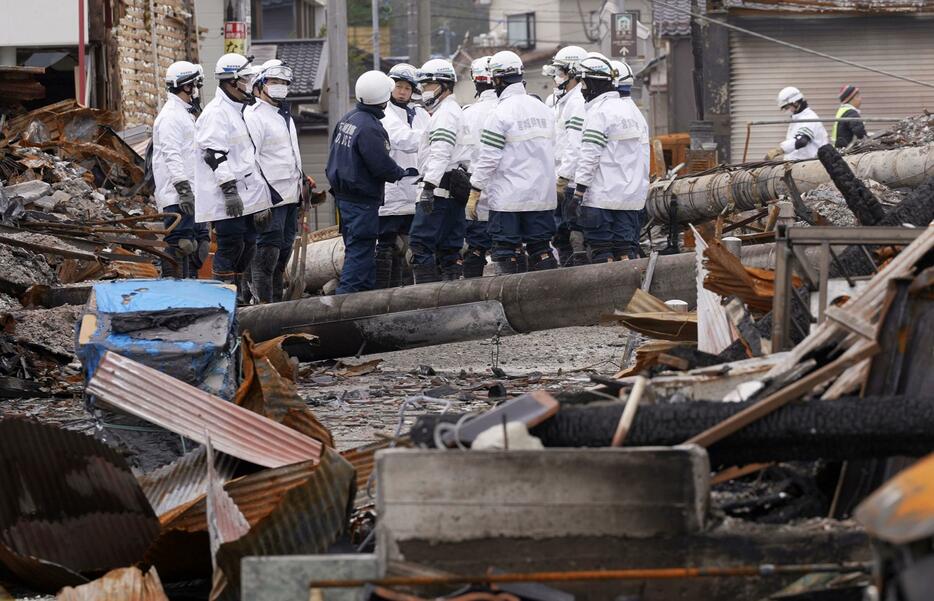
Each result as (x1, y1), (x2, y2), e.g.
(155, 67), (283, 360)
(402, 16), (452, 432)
(325, 103), (405, 204)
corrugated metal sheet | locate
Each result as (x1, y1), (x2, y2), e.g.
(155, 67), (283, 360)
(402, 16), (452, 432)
(729, 15), (934, 162)
(56, 566), (169, 601)
(138, 447), (239, 517)
(86, 351), (323, 469)
(0, 419), (160, 592)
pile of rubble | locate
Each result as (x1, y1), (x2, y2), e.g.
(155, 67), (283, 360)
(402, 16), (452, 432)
(851, 110), (934, 151)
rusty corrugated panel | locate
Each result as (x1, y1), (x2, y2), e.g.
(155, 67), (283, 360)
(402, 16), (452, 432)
(205, 438), (250, 601)
(147, 449), (355, 598)
(0, 419), (160, 592)
(138, 447), (239, 517)
(55, 566), (169, 601)
(856, 451), (934, 545)
(86, 351), (322, 468)
(703, 239), (802, 314)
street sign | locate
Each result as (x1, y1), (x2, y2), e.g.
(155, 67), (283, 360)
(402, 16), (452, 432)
(224, 21), (247, 54)
(611, 11), (639, 58)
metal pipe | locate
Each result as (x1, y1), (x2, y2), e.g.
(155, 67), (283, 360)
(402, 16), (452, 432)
(307, 562), (871, 589)
(647, 143), (934, 225)
(741, 118), (902, 162)
(240, 245), (789, 347)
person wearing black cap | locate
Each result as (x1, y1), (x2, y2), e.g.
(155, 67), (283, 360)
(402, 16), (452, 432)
(833, 85), (867, 149)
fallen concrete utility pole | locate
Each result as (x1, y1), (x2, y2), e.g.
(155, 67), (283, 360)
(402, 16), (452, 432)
(240, 245), (790, 356)
(645, 143), (934, 224)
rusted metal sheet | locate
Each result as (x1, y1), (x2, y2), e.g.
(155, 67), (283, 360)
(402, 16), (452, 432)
(0, 419), (160, 592)
(703, 238), (802, 314)
(138, 447), (239, 517)
(86, 351), (323, 469)
(205, 438), (250, 601)
(147, 449), (355, 599)
(856, 451), (934, 545)
(235, 333), (333, 448)
(55, 566), (169, 601)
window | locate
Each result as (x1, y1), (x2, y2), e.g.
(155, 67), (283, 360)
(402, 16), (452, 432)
(507, 12), (535, 50)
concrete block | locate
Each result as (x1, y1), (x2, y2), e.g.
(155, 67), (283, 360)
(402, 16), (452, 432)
(241, 554), (380, 601)
(3, 180), (51, 203)
(377, 447), (710, 559)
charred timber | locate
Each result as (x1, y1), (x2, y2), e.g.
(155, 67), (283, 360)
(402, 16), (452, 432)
(239, 245), (798, 351)
(410, 395), (934, 469)
(817, 145), (884, 226)
(645, 144), (934, 224)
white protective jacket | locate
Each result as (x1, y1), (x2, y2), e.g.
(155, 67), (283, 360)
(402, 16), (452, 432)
(194, 91), (271, 223)
(244, 98), (303, 206)
(152, 94), (197, 211)
(574, 91), (649, 211)
(469, 83), (556, 213)
(461, 89), (499, 221)
(380, 101), (429, 216)
(555, 85), (585, 184)
(417, 94), (469, 197)
(780, 107), (829, 161)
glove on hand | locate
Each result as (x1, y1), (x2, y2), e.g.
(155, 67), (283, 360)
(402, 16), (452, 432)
(466, 188), (481, 220)
(220, 180), (243, 218)
(418, 183), (436, 215)
(253, 207), (272, 231)
(764, 147), (784, 161)
(173, 180), (195, 215)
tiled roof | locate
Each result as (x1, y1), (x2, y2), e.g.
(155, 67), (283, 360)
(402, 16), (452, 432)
(252, 39), (327, 101)
(723, 0), (932, 10)
(653, 0), (704, 38)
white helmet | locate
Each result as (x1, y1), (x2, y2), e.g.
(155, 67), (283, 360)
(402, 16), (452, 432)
(470, 57), (493, 84)
(214, 53), (251, 81)
(611, 60), (633, 87)
(165, 61), (203, 89)
(578, 55), (615, 81)
(489, 50), (524, 78)
(547, 45), (586, 77)
(417, 59), (457, 84)
(388, 63), (419, 89)
(777, 86), (804, 109)
(355, 70), (394, 105)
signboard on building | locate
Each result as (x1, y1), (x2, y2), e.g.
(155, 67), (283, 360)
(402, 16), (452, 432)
(611, 11), (639, 58)
(224, 21), (247, 54)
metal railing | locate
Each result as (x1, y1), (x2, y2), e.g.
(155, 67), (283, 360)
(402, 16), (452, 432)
(742, 118), (903, 163)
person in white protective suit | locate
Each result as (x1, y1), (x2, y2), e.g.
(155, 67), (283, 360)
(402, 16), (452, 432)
(765, 86), (829, 161)
(466, 51), (557, 275)
(571, 55), (649, 263)
(244, 60), (317, 303)
(460, 56), (498, 278)
(546, 46), (588, 267)
(374, 63), (429, 289)
(407, 58), (471, 283)
(152, 60), (208, 279)
(612, 58), (649, 248)
(194, 53), (272, 300)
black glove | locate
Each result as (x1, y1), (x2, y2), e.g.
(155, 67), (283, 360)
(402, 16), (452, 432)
(253, 207), (272, 231)
(173, 180), (195, 215)
(418, 183), (436, 215)
(220, 180), (243, 218)
(569, 184), (587, 218)
(401, 167), (419, 178)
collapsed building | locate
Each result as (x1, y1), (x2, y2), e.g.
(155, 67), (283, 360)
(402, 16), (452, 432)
(0, 85), (933, 601)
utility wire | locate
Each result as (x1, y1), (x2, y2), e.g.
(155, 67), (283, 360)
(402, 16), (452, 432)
(650, 0), (934, 89)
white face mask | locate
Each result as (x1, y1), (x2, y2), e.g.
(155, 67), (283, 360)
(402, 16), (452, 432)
(421, 89), (438, 109)
(192, 86), (201, 99)
(554, 74), (569, 87)
(267, 84), (289, 99)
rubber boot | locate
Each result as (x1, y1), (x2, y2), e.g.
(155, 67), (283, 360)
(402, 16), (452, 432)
(375, 246), (395, 289)
(569, 230), (588, 266)
(494, 257), (518, 275)
(516, 250), (529, 273)
(529, 249), (558, 271)
(441, 259), (463, 281)
(412, 262), (441, 284)
(238, 272), (253, 305)
(160, 247), (182, 279)
(463, 249), (486, 279)
(250, 245), (280, 304)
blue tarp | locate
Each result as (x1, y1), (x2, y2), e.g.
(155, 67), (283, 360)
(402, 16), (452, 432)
(76, 279), (238, 399)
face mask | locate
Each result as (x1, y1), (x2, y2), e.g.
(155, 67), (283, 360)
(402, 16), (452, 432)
(267, 84), (289, 99)
(192, 85), (201, 99)
(421, 89), (438, 110)
(554, 74), (569, 87)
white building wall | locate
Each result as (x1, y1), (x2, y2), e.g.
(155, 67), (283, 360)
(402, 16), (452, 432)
(1, 0), (87, 47)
